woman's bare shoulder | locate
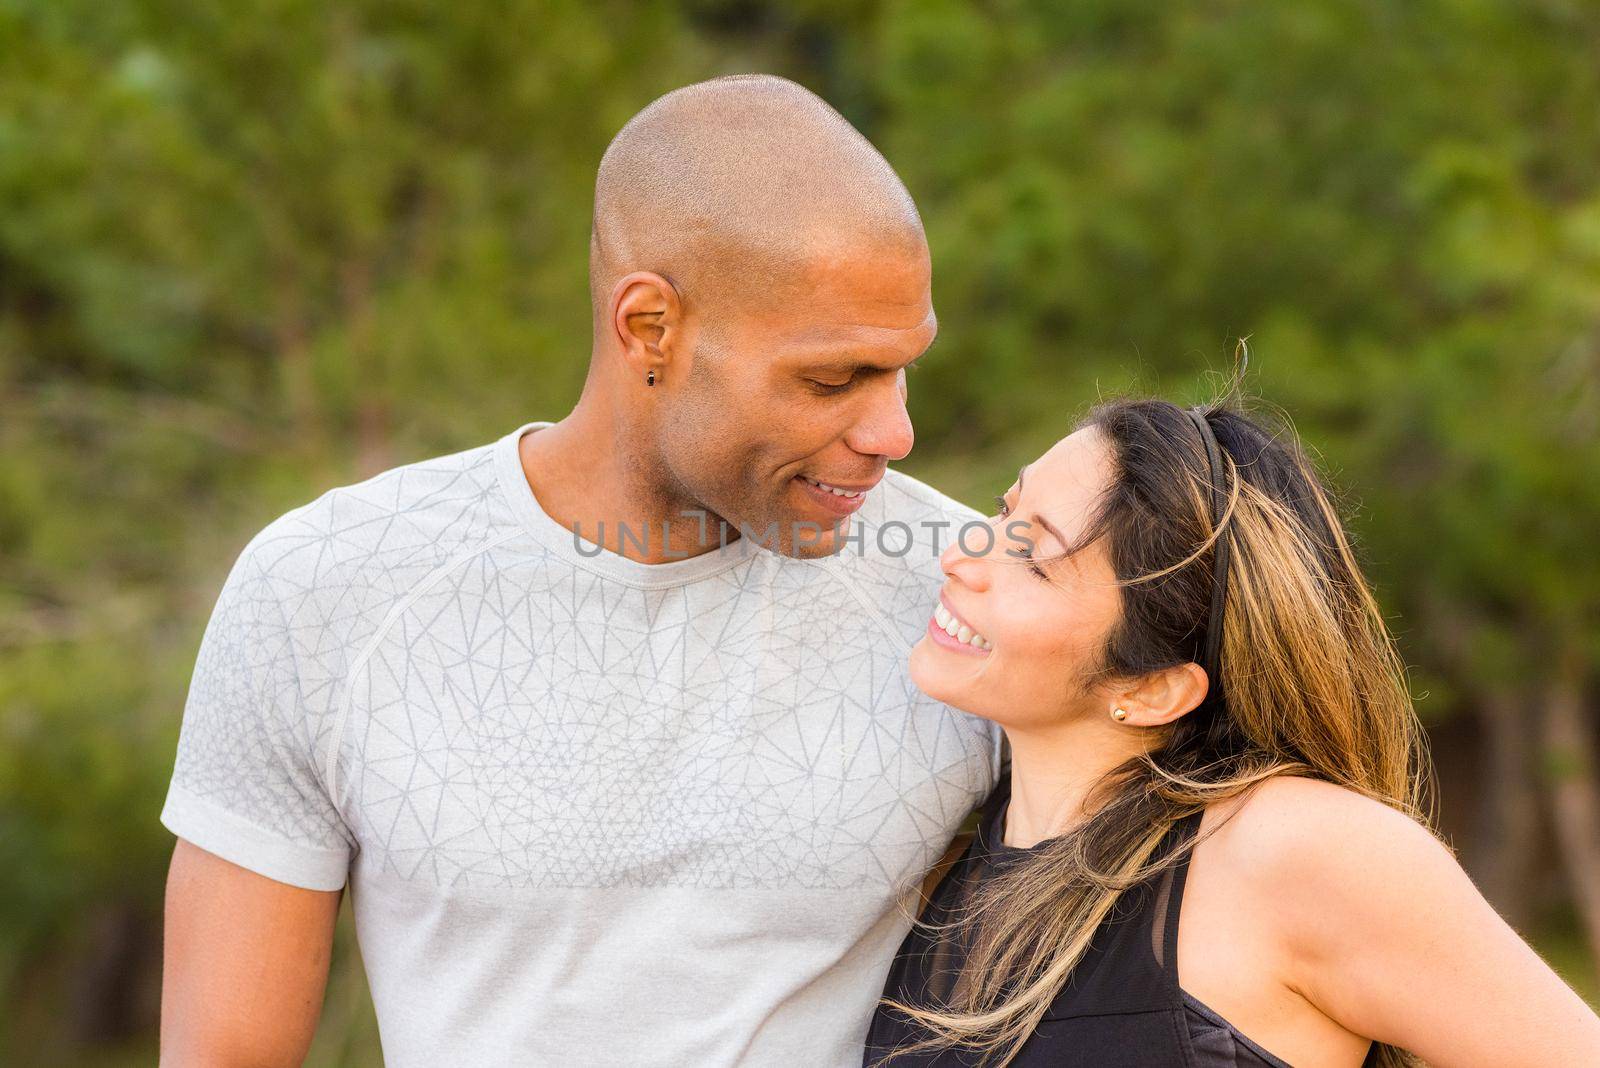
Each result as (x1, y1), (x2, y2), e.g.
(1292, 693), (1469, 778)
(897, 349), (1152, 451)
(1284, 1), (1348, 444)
(1190, 781), (1600, 1065)
(1203, 774), (1439, 859)
(1198, 774), (1457, 950)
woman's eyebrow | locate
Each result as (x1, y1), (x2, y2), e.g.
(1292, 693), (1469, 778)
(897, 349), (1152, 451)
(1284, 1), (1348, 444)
(1015, 464), (1069, 549)
(1032, 512), (1069, 549)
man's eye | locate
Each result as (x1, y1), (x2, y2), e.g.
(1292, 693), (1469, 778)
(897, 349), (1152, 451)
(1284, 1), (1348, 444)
(993, 494), (1011, 518)
(807, 379), (853, 395)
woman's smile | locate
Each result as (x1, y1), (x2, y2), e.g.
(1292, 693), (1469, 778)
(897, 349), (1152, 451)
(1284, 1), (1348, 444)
(926, 591), (993, 656)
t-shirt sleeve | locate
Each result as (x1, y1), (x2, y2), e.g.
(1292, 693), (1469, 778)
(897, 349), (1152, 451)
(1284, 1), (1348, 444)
(159, 524), (354, 891)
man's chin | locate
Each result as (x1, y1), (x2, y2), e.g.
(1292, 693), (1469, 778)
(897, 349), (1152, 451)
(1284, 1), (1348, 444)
(800, 511), (864, 556)
(733, 509), (855, 558)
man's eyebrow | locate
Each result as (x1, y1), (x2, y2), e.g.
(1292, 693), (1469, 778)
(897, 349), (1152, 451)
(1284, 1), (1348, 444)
(789, 317), (939, 375)
(800, 350), (929, 375)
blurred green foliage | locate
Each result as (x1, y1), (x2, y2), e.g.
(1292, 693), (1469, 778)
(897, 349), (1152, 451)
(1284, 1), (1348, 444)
(3, 0), (1598, 1061)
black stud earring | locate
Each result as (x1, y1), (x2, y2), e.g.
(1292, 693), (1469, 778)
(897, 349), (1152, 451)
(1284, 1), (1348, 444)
(646, 370), (656, 386)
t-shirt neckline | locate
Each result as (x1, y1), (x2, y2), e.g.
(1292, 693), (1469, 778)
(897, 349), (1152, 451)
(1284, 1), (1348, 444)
(493, 420), (767, 589)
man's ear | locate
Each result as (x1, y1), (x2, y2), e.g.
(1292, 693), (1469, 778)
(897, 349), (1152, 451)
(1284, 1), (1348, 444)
(610, 271), (683, 382)
(1114, 662), (1210, 728)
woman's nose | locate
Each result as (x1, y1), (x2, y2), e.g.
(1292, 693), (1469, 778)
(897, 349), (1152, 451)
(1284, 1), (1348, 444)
(939, 518), (998, 590)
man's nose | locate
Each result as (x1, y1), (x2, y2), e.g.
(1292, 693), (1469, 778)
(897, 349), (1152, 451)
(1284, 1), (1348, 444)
(844, 378), (914, 461)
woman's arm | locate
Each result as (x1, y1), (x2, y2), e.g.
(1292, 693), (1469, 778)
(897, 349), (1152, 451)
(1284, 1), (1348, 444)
(1248, 776), (1600, 1067)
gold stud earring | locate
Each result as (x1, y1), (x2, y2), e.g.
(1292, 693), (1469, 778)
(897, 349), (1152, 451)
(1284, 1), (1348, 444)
(1111, 707), (1130, 722)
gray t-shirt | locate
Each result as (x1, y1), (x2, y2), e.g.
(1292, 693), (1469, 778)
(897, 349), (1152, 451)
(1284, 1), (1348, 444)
(160, 420), (1002, 1067)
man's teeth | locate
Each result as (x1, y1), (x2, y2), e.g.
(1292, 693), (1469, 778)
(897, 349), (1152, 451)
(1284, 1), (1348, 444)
(933, 601), (992, 650)
(801, 476), (864, 498)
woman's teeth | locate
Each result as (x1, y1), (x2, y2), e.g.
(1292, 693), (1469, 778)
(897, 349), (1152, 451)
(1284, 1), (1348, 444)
(934, 601), (992, 650)
(800, 475), (863, 498)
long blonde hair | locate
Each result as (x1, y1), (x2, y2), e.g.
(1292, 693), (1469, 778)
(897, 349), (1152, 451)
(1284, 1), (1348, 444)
(881, 393), (1435, 1067)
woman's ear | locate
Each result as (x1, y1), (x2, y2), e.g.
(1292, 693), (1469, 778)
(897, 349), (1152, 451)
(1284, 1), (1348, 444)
(1113, 662), (1210, 728)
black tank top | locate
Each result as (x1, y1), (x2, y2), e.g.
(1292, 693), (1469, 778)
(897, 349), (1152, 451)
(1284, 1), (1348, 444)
(865, 779), (1298, 1068)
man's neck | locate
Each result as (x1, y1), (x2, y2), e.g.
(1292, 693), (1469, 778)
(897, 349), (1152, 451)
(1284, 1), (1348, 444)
(516, 406), (739, 564)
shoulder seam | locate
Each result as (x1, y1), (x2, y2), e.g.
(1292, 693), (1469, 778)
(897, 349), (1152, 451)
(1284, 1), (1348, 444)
(259, 542), (358, 853)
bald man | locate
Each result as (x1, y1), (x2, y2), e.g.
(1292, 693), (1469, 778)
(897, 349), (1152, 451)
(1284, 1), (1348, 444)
(158, 75), (1002, 1067)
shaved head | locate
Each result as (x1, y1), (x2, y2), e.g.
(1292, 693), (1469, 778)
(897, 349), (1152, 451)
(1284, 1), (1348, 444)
(590, 74), (927, 322)
(535, 73), (934, 561)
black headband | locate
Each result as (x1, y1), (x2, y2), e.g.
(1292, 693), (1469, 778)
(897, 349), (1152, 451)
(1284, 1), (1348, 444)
(1185, 406), (1232, 705)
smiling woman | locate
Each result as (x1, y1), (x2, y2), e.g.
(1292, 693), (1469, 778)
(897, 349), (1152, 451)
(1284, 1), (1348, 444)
(873, 391), (1600, 1067)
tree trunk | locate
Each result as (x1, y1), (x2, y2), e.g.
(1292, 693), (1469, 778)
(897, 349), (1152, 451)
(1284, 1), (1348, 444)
(1541, 646), (1600, 970)
(1473, 689), (1544, 929)
(66, 899), (159, 1044)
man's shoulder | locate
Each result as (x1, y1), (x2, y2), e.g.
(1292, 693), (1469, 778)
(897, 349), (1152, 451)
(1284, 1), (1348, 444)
(319, 436), (504, 528)
(848, 468), (982, 576)
(868, 467), (983, 530)
(223, 435), (515, 645)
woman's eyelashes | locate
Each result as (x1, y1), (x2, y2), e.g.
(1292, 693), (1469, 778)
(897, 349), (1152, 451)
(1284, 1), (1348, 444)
(994, 494), (1049, 578)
